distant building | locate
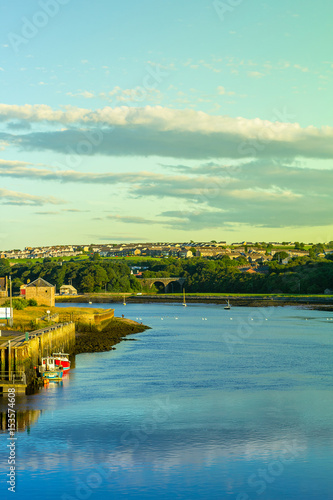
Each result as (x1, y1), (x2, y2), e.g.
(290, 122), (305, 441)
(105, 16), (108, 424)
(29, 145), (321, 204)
(21, 277), (55, 307)
(196, 248), (219, 257)
(60, 285), (77, 296)
(238, 267), (257, 274)
(0, 277), (8, 298)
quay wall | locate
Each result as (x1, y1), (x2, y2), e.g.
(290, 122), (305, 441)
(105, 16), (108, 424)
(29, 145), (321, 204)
(0, 322), (75, 388)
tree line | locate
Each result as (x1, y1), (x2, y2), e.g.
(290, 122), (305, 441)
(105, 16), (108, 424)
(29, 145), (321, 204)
(0, 252), (332, 295)
(0, 257), (142, 294)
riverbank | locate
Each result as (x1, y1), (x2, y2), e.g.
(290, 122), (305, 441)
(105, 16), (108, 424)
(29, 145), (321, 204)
(56, 293), (333, 310)
(74, 317), (150, 354)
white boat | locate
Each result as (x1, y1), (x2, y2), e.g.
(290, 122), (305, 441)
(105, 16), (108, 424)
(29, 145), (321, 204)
(40, 356), (64, 380)
(224, 300), (231, 310)
(182, 288), (187, 307)
(123, 295), (126, 305)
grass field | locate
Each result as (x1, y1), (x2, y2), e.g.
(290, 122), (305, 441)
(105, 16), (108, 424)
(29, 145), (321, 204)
(7, 255), (165, 265)
(0, 305), (107, 334)
(8, 255), (90, 264)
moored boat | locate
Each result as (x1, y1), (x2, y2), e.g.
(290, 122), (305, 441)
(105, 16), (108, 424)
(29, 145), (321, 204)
(40, 356), (65, 381)
(42, 368), (63, 381)
(52, 352), (71, 371)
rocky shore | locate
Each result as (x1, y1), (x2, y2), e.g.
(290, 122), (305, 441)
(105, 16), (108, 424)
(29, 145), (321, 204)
(74, 317), (150, 355)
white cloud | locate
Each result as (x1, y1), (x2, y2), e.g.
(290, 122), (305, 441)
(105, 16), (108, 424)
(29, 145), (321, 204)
(217, 86), (235, 96)
(67, 90), (95, 99)
(0, 158), (332, 228)
(0, 188), (63, 206)
(247, 71), (265, 79)
(229, 186), (302, 201)
(1, 104), (333, 160)
(100, 86), (162, 103)
(294, 64), (309, 72)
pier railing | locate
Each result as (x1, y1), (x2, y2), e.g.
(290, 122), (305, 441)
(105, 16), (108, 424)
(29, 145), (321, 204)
(0, 371), (27, 384)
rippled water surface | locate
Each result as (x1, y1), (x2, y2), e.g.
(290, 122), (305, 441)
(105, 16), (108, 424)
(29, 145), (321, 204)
(1, 303), (332, 499)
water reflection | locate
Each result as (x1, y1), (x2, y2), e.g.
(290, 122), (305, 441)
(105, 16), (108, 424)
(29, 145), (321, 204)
(0, 409), (42, 433)
(0, 304), (332, 500)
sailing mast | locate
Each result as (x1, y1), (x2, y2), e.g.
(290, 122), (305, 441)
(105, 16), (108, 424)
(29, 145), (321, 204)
(182, 288), (187, 307)
(224, 299), (231, 310)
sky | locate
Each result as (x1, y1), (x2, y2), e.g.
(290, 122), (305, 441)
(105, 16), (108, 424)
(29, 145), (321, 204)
(0, 0), (333, 249)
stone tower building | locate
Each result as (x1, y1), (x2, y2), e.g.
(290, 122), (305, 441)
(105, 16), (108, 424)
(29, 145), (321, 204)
(21, 277), (55, 307)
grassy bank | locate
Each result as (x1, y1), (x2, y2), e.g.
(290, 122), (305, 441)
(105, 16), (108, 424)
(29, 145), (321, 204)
(0, 305), (104, 333)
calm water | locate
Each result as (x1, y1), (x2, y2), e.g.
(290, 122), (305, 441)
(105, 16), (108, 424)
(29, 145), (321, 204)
(1, 303), (333, 500)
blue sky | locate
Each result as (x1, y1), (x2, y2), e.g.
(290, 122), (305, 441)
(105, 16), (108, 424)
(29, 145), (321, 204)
(0, 0), (333, 248)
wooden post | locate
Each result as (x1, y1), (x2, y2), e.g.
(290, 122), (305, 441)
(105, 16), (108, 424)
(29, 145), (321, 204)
(0, 348), (5, 373)
(8, 340), (11, 381)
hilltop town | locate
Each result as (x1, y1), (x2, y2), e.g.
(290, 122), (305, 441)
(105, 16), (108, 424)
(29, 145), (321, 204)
(1, 240), (330, 263)
(1, 240), (332, 298)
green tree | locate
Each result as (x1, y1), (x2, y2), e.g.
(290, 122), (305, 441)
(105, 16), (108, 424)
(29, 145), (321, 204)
(273, 251), (289, 261)
(80, 275), (95, 293)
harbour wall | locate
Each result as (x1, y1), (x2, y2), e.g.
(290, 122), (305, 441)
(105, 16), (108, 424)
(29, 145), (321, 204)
(0, 322), (75, 391)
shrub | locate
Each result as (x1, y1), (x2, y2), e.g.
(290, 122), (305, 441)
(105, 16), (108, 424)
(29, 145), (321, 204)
(2, 298), (28, 310)
(27, 298), (38, 306)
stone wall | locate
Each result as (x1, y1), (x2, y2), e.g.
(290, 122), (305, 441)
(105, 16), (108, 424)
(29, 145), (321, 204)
(94, 309), (115, 324)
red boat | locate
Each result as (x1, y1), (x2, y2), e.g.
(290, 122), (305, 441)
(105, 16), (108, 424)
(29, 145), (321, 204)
(52, 352), (71, 371)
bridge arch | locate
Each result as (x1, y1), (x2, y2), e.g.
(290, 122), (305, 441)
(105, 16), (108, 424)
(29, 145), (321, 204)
(141, 277), (186, 293)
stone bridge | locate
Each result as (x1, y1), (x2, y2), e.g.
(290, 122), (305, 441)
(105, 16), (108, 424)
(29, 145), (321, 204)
(141, 277), (186, 293)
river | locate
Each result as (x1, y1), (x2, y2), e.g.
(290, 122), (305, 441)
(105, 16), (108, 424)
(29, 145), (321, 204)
(1, 303), (333, 499)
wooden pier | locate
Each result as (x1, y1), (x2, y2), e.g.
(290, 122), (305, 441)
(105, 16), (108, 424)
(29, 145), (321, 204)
(0, 372), (27, 393)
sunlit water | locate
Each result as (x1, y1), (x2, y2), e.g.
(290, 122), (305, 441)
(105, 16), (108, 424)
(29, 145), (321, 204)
(1, 303), (333, 500)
